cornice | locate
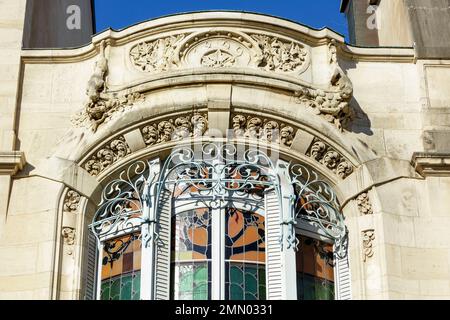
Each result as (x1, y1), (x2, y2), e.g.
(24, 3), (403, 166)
(20, 11), (415, 64)
(411, 152), (450, 177)
(0, 151), (26, 175)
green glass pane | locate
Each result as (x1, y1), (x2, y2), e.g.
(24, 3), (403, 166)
(258, 268), (266, 284)
(230, 283), (243, 300)
(120, 275), (132, 300)
(245, 292), (257, 300)
(179, 270), (194, 292)
(259, 285), (266, 300)
(244, 270), (257, 293)
(230, 266), (243, 284)
(193, 283), (208, 300)
(302, 275), (316, 300)
(194, 266), (208, 285)
(315, 279), (334, 300)
(110, 278), (121, 300)
(132, 273), (141, 300)
(100, 282), (110, 300)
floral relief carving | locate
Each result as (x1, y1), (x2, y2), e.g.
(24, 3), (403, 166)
(141, 114), (208, 146)
(63, 190), (81, 214)
(62, 227), (76, 256)
(84, 136), (131, 176)
(362, 229), (375, 262)
(129, 30), (310, 75)
(231, 114), (296, 147)
(356, 192), (373, 215)
(130, 34), (186, 72)
(307, 138), (354, 179)
(251, 34), (308, 73)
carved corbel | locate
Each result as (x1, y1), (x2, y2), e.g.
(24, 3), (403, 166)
(294, 40), (354, 131)
(72, 41), (145, 132)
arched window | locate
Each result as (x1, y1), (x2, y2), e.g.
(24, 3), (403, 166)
(85, 143), (349, 300)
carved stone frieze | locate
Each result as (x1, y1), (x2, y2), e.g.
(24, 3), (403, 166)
(306, 138), (354, 179)
(129, 30), (310, 75)
(141, 113), (208, 146)
(362, 229), (375, 262)
(231, 114), (296, 147)
(83, 136), (131, 176)
(356, 192), (373, 215)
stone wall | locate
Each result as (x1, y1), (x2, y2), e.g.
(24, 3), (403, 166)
(0, 11), (449, 299)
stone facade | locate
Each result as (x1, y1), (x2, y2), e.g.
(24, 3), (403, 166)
(1, 7), (450, 300)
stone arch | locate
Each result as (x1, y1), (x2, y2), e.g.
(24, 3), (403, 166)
(41, 12), (407, 300)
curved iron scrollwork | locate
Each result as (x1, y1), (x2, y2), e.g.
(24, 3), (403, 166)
(154, 143), (281, 211)
(90, 160), (158, 241)
(90, 142), (347, 259)
(289, 164), (348, 258)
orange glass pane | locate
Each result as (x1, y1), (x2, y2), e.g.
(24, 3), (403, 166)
(229, 251), (265, 263)
(188, 226), (208, 246)
(232, 225), (260, 247)
(101, 233), (141, 281)
(227, 210), (244, 238)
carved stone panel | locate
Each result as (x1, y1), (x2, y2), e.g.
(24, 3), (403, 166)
(306, 138), (354, 179)
(83, 136), (131, 176)
(129, 29), (310, 76)
(362, 229), (375, 262)
(231, 114), (296, 147)
(356, 192), (373, 215)
(130, 34), (186, 72)
(141, 113), (208, 146)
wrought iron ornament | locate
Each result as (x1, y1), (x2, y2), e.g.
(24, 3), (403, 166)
(90, 142), (347, 258)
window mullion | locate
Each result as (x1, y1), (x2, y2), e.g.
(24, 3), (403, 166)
(211, 161), (224, 299)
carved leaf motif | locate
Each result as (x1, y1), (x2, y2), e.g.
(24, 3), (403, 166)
(142, 124), (159, 145)
(63, 190), (81, 214)
(362, 229), (375, 262)
(336, 160), (354, 179)
(310, 141), (327, 160)
(140, 114), (208, 146)
(231, 114), (296, 147)
(307, 138), (354, 179)
(280, 126), (295, 147)
(84, 137), (131, 176)
(130, 34), (185, 72)
(251, 34), (308, 73)
(62, 227), (76, 256)
(321, 150), (341, 169)
(356, 192), (373, 215)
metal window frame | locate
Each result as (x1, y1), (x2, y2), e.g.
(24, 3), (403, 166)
(89, 142), (348, 300)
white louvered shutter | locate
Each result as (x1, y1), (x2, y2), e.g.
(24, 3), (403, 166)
(154, 189), (172, 300)
(335, 253), (352, 300)
(264, 190), (284, 299)
(83, 229), (98, 300)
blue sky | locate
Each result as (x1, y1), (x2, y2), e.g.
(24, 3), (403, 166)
(94, 0), (349, 40)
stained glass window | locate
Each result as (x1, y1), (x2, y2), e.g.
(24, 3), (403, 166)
(225, 208), (266, 300)
(100, 233), (141, 300)
(171, 208), (212, 300)
(296, 234), (335, 300)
